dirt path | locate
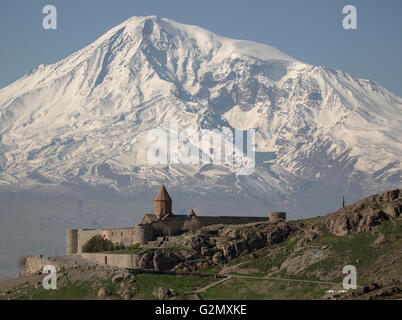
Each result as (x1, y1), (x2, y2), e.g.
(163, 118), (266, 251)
(232, 274), (352, 287)
(189, 272), (361, 297)
(185, 275), (233, 294)
(191, 245), (363, 296)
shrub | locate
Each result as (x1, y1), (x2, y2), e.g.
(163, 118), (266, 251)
(125, 243), (141, 250)
(82, 235), (114, 253)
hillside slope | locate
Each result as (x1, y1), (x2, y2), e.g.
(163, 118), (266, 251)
(1, 189), (400, 300)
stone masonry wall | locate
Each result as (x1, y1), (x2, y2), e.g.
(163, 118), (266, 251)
(196, 216), (269, 226)
(150, 216), (270, 236)
(80, 253), (139, 269)
(68, 226), (153, 255)
(23, 255), (56, 274)
(150, 216), (188, 236)
(68, 216), (272, 254)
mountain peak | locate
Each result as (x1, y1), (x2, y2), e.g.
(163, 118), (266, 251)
(97, 15), (298, 63)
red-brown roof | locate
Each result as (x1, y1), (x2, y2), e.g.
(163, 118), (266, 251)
(154, 185), (172, 201)
(141, 213), (158, 224)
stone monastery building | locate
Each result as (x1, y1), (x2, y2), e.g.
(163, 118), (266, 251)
(66, 185), (286, 255)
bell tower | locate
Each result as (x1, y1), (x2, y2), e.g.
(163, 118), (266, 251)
(154, 185), (172, 220)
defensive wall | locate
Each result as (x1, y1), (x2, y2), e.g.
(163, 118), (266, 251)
(67, 225), (154, 255)
(80, 252), (139, 269)
(67, 214), (286, 255)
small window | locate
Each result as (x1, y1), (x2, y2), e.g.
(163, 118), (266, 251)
(121, 232), (123, 237)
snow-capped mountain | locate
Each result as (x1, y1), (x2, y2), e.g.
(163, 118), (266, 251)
(1, 15), (401, 212)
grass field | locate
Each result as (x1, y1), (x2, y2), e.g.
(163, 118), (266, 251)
(0, 270), (215, 300)
(201, 277), (332, 300)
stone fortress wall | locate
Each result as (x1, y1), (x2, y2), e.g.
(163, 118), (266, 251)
(143, 215), (271, 236)
(67, 214), (285, 255)
(67, 225), (154, 255)
(269, 212), (287, 221)
(66, 186), (286, 255)
(80, 252), (138, 269)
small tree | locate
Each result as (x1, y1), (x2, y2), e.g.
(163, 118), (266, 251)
(82, 235), (114, 253)
(112, 242), (126, 251)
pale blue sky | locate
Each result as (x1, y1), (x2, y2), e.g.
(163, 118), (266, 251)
(0, 0), (401, 96)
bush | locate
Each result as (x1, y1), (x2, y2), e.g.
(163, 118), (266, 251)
(112, 242), (126, 251)
(82, 235), (115, 253)
(125, 243), (141, 251)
